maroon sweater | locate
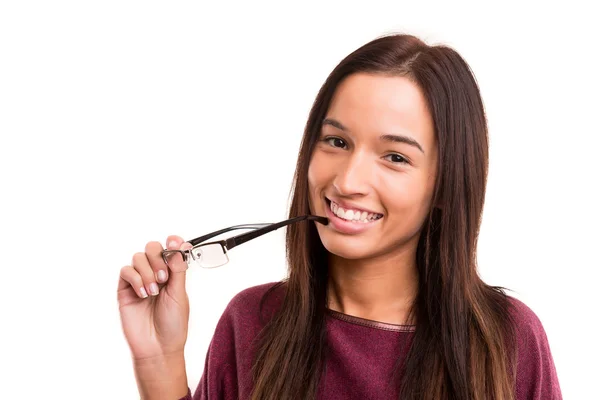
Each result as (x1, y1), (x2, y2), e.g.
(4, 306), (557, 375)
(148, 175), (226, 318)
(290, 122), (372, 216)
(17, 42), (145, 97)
(180, 282), (561, 399)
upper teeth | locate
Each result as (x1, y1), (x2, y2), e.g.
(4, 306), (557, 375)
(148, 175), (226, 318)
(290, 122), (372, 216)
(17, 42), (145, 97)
(330, 201), (382, 223)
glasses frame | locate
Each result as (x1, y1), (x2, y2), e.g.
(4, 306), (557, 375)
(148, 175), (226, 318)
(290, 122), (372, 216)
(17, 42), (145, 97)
(161, 215), (328, 269)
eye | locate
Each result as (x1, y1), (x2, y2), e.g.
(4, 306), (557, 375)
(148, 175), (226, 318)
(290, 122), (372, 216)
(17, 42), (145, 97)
(384, 153), (408, 164)
(323, 136), (347, 149)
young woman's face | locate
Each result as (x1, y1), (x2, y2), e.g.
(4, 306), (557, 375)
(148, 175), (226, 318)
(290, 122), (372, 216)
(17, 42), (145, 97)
(308, 73), (438, 261)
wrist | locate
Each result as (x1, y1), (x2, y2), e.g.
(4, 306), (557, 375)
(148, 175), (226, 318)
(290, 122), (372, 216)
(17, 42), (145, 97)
(133, 351), (188, 400)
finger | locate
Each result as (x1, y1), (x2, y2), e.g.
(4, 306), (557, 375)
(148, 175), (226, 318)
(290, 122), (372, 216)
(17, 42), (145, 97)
(167, 241), (193, 290)
(145, 241), (169, 284)
(164, 235), (190, 274)
(132, 252), (159, 297)
(119, 266), (149, 299)
(166, 235), (185, 251)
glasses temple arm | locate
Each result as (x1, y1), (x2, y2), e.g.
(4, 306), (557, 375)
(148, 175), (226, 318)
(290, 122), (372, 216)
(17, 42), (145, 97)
(225, 215), (328, 250)
(188, 223), (271, 245)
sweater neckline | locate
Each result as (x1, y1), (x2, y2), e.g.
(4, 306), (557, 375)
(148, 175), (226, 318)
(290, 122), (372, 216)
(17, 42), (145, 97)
(325, 308), (416, 332)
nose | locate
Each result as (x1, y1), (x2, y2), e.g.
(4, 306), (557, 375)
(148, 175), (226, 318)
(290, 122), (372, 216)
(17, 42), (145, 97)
(332, 150), (372, 197)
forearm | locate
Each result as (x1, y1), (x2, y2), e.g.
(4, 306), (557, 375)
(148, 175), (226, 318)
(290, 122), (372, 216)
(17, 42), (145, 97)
(133, 351), (189, 400)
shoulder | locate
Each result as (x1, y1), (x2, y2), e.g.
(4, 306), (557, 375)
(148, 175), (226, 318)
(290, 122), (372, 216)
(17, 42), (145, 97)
(506, 296), (555, 356)
(506, 296), (546, 337)
(226, 281), (285, 313)
(196, 282), (285, 399)
(218, 281), (286, 329)
(228, 281), (285, 305)
(505, 296), (562, 399)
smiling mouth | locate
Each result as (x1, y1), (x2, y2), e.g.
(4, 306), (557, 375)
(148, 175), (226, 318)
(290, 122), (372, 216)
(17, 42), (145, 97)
(326, 198), (383, 223)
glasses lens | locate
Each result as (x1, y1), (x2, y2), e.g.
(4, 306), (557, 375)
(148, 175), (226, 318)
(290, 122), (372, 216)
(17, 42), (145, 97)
(190, 243), (229, 268)
(163, 250), (185, 267)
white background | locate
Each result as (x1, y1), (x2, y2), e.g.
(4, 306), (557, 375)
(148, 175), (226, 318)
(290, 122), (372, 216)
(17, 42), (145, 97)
(1, 1), (598, 399)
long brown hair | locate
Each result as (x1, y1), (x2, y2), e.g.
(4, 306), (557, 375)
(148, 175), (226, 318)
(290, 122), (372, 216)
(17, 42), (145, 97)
(251, 33), (517, 400)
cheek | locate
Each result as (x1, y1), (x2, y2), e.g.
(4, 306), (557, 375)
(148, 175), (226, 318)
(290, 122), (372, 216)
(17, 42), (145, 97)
(307, 164), (317, 197)
(380, 173), (433, 215)
(307, 160), (322, 210)
(307, 153), (328, 192)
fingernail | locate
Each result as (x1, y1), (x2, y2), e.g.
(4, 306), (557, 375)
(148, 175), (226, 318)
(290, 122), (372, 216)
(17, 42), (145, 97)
(149, 283), (159, 296)
(140, 287), (148, 298)
(157, 270), (167, 283)
(168, 240), (178, 249)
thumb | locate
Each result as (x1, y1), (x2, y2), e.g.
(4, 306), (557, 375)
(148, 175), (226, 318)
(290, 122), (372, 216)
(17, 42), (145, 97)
(164, 236), (191, 293)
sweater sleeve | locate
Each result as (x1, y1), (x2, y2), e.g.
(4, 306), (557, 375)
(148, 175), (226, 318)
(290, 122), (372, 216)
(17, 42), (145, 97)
(182, 282), (281, 400)
(511, 298), (562, 400)
(185, 305), (240, 400)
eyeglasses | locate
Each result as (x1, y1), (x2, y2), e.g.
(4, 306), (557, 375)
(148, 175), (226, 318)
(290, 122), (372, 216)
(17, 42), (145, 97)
(161, 215), (328, 269)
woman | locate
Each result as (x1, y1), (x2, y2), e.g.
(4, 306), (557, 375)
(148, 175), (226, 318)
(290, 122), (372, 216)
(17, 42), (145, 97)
(118, 33), (562, 399)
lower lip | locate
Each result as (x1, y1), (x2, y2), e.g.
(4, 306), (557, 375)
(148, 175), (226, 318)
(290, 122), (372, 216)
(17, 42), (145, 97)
(324, 201), (381, 234)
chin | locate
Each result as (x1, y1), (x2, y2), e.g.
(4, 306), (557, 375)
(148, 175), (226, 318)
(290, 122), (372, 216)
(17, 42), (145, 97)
(319, 236), (376, 260)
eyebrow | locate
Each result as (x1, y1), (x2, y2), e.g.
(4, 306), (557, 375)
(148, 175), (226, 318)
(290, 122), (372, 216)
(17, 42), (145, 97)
(322, 118), (425, 154)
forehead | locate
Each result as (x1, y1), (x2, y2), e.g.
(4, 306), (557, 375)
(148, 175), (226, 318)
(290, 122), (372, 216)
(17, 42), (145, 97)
(326, 73), (435, 148)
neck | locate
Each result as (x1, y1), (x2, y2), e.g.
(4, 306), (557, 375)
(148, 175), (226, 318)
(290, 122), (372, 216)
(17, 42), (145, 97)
(326, 246), (418, 326)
